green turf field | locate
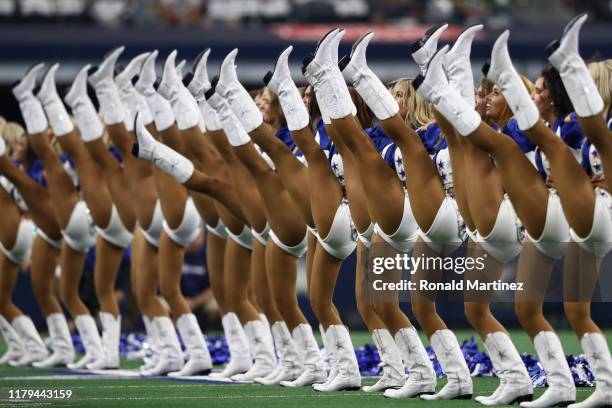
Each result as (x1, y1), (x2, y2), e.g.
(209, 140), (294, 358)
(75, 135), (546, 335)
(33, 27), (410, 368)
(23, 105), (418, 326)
(0, 329), (610, 407)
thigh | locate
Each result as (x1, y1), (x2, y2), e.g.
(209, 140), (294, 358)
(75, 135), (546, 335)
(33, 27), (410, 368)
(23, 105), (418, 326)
(515, 238), (556, 302)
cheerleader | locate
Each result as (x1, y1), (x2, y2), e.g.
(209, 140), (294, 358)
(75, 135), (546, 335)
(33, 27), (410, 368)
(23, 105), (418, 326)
(89, 49), (184, 376)
(159, 50), (282, 380)
(12, 65), (101, 369)
(32, 60), (135, 371)
(264, 60), (370, 390)
(0, 131), (74, 368)
(0, 135), (48, 366)
(135, 51), (275, 379)
(545, 16), (612, 407)
(303, 29), (435, 397)
(484, 28), (612, 408)
(190, 51), (325, 384)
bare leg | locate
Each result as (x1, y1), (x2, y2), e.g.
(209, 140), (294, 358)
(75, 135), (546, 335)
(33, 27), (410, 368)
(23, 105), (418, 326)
(355, 243), (386, 331)
(93, 237), (125, 317)
(252, 241), (283, 322)
(206, 233), (227, 315)
(379, 114), (446, 229)
(30, 236), (62, 316)
(465, 123), (549, 238)
(158, 232), (190, 318)
(132, 230), (167, 318)
(0, 254), (22, 321)
(523, 121), (596, 237)
(265, 241), (308, 330)
(224, 239), (260, 324)
(309, 241), (344, 329)
(329, 117), (405, 233)
(58, 243), (89, 317)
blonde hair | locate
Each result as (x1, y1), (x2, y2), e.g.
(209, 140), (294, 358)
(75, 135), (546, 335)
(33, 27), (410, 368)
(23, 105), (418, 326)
(393, 78), (435, 128)
(2, 122), (25, 156)
(589, 60), (612, 118)
(497, 74), (534, 127)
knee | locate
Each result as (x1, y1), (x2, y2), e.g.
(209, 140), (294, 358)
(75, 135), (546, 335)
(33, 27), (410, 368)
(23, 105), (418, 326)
(59, 283), (79, 309)
(159, 279), (181, 303)
(372, 301), (401, 323)
(564, 302), (591, 327)
(356, 299), (380, 327)
(309, 292), (333, 320)
(515, 302), (541, 328)
(94, 280), (115, 300)
(464, 302), (490, 327)
(411, 301), (437, 325)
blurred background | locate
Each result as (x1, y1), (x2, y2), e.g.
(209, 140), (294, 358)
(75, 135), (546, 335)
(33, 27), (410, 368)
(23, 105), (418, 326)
(0, 0), (611, 122)
(3, 0), (612, 333)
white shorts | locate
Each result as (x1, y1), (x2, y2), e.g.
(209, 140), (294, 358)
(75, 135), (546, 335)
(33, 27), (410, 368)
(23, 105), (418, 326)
(35, 226), (62, 250)
(0, 219), (34, 265)
(96, 205), (134, 249)
(476, 194), (523, 264)
(420, 195), (466, 256)
(525, 189), (569, 259)
(162, 198), (201, 247)
(316, 201), (356, 260)
(466, 227), (478, 243)
(569, 187), (612, 258)
(206, 218), (228, 240)
(252, 223), (271, 246)
(62, 201), (96, 253)
(374, 194), (418, 253)
(270, 230), (308, 258)
(226, 225), (254, 250)
(357, 222), (375, 249)
(143, 200), (164, 248)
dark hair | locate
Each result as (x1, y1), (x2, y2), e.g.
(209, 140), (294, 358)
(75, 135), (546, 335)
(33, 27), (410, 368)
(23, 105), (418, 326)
(348, 87), (374, 129)
(540, 65), (574, 119)
(266, 89), (287, 129)
(478, 78), (494, 97)
(249, 87), (264, 99)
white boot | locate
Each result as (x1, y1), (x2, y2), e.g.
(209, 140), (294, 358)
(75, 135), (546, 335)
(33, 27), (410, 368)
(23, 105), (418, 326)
(215, 49), (264, 133)
(33, 313), (75, 368)
(67, 315), (104, 370)
(414, 46), (482, 137)
(568, 332), (612, 408)
(231, 319), (276, 382)
(384, 327), (436, 399)
(157, 50), (200, 131)
(411, 23), (448, 75)
(475, 340), (506, 404)
(443, 24), (483, 106)
(478, 332), (533, 406)
(256, 321), (302, 385)
(206, 91), (251, 146)
(133, 112), (194, 183)
(88, 46), (127, 126)
(421, 329), (473, 400)
(362, 329), (405, 393)
(64, 65), (104, 142)
(304, 30), (356, 120)
(135, 51), (176, 133)
(9, 315), (48, 366)
(187, 48), (211, 96)
(209, 313), (252, 378)
(342, 32), (399, 121)
(548, 14), (604, 118)
(485, 31), (539, 131)
(141, 316), (184, 376)
(12, 63), (48, 135)
(0, 315), (24, 365)
(35, 64), (74, 137)
(281, 323), (327, 387)
(312, 323), (336, 386)
(312, 325), (361, 392)
(115, 52), (153, 131)
(521, 331), (575, 408)
(168, 314), (213, 377)
(87, 313), (121, 370)
(264, 46), (310, 132)
(140, 316), (159, 372)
